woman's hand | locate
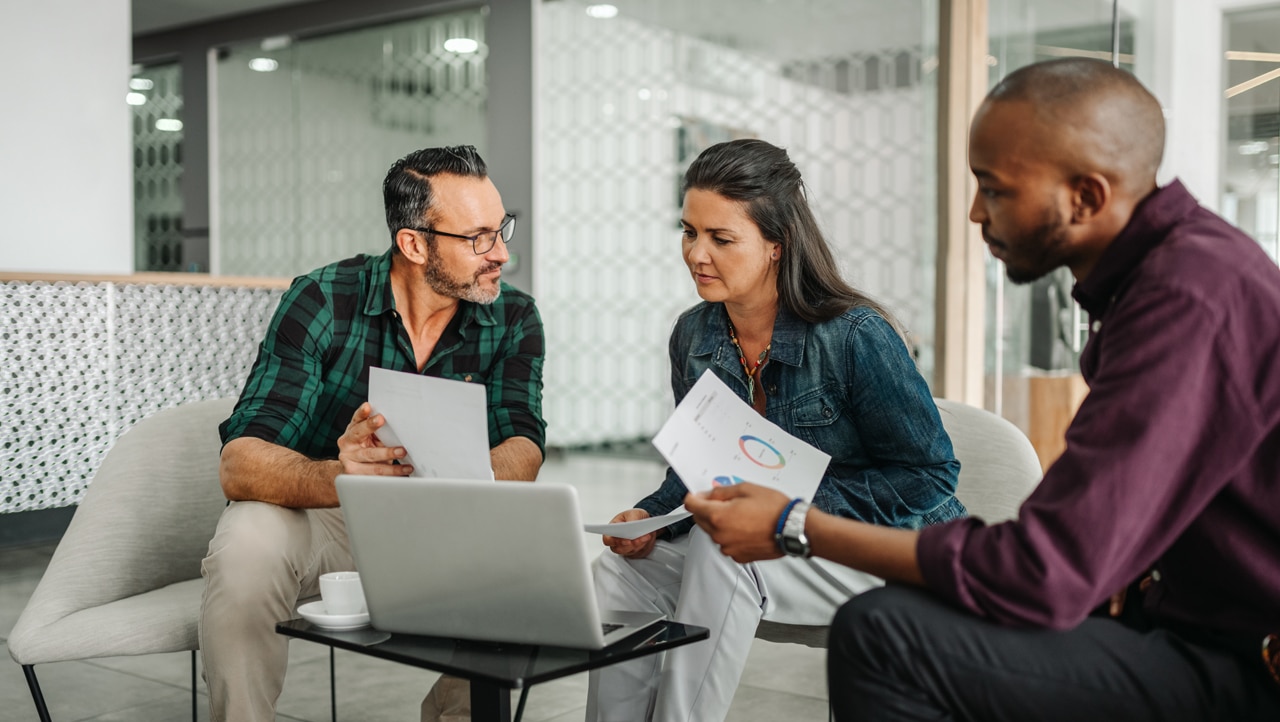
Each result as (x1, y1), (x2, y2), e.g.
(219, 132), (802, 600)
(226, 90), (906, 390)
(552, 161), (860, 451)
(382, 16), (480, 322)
(602, 508), (659, 559)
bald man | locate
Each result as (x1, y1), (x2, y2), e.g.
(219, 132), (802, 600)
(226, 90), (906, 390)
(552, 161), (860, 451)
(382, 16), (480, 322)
(684, 58), (1280, 720)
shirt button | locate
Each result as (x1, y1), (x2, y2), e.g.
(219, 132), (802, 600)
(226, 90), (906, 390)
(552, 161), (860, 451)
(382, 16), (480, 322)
(822, 407), (833, 418)
(1091, 320), (1102, 332)
(1151, 569), (1162, 582)
(768, 384), (778, 395)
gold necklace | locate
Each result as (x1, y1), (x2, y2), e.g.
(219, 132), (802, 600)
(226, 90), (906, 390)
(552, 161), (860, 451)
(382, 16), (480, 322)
(727, 320), (771, 404)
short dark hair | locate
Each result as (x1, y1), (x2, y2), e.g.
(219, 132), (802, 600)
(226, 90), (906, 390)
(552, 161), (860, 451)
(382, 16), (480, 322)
(383, 145), (488, 251)
(682, 138), (901, 330)
(987, 58), (1165, 187)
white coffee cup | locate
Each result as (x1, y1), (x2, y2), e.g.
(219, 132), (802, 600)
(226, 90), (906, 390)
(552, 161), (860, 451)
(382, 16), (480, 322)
(319, 571), (367, 615)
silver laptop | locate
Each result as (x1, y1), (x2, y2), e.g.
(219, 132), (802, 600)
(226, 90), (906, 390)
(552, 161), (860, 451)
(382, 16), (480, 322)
(335, 475), (665, 650)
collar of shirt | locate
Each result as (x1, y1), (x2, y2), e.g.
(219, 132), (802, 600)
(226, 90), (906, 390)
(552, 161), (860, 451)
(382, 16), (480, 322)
(1072, 179), (1199, 317)
(360, 249), (498, 329)
(689, 302), (807, 367)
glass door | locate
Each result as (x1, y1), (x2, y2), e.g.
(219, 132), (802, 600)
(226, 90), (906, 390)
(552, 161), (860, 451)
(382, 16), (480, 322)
(1223, 6), (1280, 265)
(983, 0), (1133, 469)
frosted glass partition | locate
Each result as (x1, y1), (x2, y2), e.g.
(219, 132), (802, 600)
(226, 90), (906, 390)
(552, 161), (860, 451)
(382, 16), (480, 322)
(132, 62), (187, 272)
(214, 10), (488, 278)
(0, 279), (282, 513)
(536, 0), (937, 446)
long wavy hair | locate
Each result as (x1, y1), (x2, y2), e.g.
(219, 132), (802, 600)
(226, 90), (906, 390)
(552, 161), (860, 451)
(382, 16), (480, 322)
(683, 138), (901, 330)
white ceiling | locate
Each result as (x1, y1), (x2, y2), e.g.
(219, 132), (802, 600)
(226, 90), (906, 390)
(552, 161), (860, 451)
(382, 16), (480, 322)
(132, 0), (318, 35)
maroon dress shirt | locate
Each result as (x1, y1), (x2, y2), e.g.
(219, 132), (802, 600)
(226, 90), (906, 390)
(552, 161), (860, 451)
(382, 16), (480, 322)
(919, 180), (1280, 639)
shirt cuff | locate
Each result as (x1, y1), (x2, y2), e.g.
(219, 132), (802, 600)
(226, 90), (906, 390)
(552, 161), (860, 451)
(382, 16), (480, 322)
(917, 517), (984, 611)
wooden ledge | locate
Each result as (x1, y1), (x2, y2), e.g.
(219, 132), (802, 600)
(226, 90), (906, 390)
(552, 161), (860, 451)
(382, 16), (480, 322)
(0, 271), (290, 290)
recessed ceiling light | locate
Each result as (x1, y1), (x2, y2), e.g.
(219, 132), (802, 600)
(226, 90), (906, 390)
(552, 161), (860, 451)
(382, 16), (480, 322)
(444, 37), (479, 54)
(586, 4), (618, 18)
(248, 57), (279, 72)
(156, 118), (183, 132)
(129, 78), (154, 91)
(126, 92), (147, 106)
(260, 35), (292, 52)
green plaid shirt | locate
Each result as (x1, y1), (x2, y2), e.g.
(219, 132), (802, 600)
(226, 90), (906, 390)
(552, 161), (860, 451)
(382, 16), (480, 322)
(220, 250), (545, 459)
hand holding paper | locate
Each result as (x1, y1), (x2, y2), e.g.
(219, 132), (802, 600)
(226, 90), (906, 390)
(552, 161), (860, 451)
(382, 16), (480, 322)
(366, 367), (493, 480)
(584, 371), (830, 541)
(583, 508), (693, 540)
(652, 370), (830, 501)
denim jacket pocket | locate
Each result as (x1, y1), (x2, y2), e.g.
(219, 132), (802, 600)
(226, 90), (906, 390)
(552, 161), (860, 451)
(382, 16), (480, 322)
(790, 388), (855, 454)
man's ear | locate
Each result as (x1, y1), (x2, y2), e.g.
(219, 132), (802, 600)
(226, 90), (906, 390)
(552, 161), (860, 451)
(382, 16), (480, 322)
(395, 229), (428, 264)
(1070, 173), (1111, 225)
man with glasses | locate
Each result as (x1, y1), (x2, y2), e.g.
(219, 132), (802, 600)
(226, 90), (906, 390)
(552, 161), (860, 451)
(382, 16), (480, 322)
(201, 145), (545, 722)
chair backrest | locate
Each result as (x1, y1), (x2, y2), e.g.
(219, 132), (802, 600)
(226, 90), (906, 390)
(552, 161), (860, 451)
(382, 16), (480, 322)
(934, 398), (1043, 523)
(10, 398), (235, 637)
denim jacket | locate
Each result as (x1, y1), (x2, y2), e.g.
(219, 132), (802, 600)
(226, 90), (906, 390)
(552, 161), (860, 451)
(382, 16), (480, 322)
(636, 302), (964, 537)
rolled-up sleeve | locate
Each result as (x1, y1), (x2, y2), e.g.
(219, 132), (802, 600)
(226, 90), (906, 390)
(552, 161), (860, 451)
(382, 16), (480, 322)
(220, 277), (332, 452)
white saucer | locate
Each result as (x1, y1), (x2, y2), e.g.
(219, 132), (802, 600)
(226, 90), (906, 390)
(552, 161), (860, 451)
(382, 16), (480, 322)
(297, 600), (371, 631)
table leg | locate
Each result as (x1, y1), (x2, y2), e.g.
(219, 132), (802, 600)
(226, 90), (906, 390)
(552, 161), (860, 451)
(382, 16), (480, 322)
(469, 680), (512, 722)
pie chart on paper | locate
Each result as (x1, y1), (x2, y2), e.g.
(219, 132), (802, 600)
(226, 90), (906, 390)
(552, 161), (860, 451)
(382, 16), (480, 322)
(739, 435), (786, 469)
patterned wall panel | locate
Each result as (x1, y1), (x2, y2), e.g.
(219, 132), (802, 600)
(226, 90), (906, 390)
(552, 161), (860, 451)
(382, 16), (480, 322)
(0, 281), (282, 513)
(536, 1), (935, 446)
(216, 10), (488, 279)
(132, 63), (186, 272)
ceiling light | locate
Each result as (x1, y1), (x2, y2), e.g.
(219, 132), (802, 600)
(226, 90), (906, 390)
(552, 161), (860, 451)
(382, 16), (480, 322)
(249, 57), (279, 72)
(155, 119), (183, 132)
(260, 35), (292, 52)
(129, 78), (154, 91)
(125, 92), (147, 106)
(586, 4), (619, 19)
(444, 38), (479, 54)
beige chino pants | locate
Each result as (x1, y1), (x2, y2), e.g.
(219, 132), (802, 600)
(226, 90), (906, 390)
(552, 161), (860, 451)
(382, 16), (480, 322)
(199, 500), (470, 721)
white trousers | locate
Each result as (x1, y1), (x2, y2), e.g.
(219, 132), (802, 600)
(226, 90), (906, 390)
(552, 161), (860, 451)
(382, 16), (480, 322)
(586, 527), (881, 722)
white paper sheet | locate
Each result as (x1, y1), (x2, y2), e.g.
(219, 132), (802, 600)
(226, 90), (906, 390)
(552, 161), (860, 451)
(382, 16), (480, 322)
(582, 508), (693, 539)
(651, 370), (830, 500)
(367, 367), (493, 480)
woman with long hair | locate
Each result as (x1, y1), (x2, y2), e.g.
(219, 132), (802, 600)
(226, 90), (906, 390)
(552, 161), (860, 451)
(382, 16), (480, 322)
(588, 138), (964, 722)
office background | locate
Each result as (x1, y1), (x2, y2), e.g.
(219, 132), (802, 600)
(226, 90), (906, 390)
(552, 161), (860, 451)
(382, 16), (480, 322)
(3, 0), (1279, 522)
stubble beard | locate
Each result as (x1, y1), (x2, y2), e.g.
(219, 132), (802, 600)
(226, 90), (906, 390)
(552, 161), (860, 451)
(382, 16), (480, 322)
(994, 209), (1071, 285)
(424, 239), (503, 304)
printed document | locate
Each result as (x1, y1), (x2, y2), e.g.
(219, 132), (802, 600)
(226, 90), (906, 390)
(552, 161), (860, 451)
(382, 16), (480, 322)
(584, 370), (830, 538)
(367, 367), (492, 480)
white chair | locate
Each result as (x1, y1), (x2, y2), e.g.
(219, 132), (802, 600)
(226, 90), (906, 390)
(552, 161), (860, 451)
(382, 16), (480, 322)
(754, 397), (1044, 648)
(7, 399), (235, 722)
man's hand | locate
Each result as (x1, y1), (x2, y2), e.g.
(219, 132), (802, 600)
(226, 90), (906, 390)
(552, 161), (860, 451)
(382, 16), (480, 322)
(602, 509), (659, 559)
(684, 483), (790, 563)
(336, 402), (412, 476)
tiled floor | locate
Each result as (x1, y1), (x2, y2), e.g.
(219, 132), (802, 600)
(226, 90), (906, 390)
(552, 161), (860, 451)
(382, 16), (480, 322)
(1, 453), (828, 721)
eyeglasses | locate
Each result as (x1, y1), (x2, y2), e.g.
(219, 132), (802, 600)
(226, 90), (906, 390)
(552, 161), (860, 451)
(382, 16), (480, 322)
(409, 213), (517, 255)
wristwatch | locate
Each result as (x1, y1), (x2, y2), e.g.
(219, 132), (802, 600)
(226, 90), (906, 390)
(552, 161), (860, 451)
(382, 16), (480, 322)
(775, 500), (812, 558)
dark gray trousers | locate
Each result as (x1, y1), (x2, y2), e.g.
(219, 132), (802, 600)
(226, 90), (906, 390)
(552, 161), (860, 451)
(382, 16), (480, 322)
(828, 586), (1280, 721)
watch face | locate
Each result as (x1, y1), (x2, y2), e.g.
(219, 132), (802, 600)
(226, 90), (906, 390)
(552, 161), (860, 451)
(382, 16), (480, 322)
(781, 534), (809, 557)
